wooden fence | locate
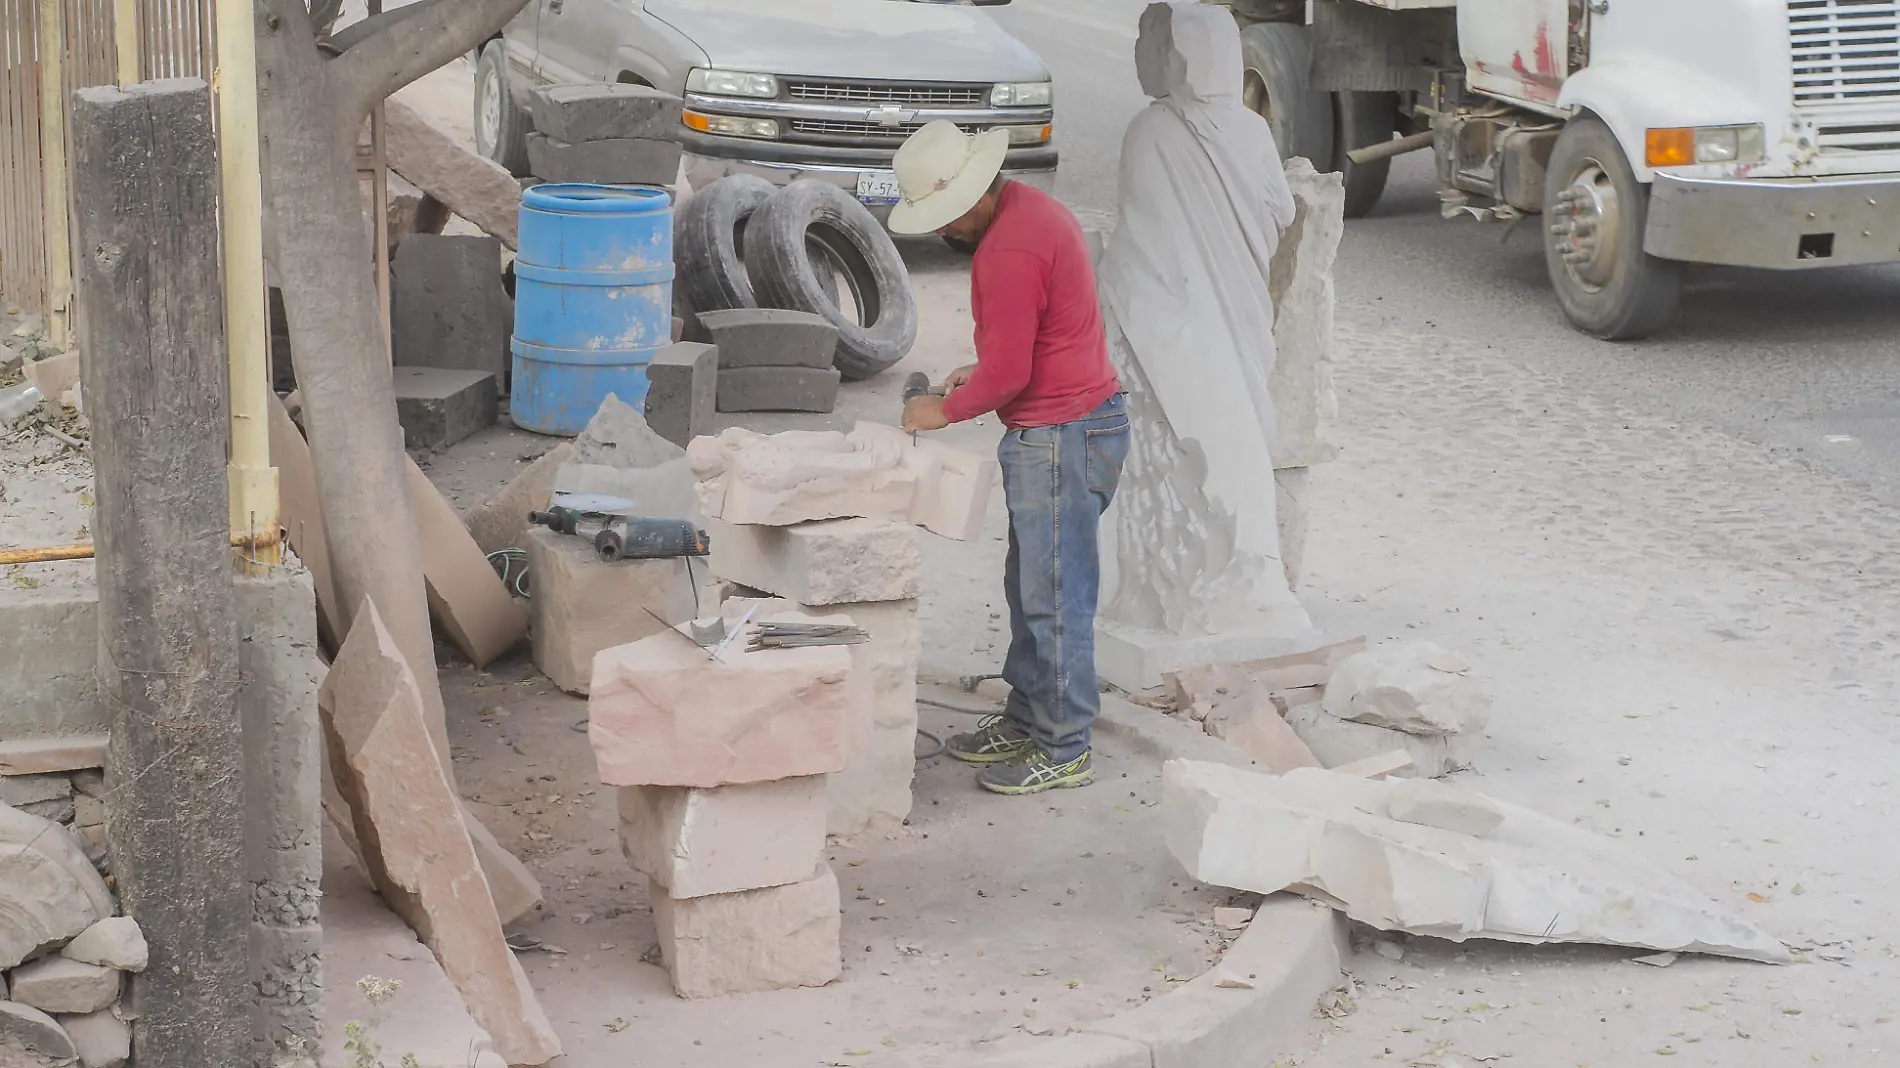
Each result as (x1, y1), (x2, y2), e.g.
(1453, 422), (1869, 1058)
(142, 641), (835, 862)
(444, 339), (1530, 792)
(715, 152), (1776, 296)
(0, 0), (212, 316)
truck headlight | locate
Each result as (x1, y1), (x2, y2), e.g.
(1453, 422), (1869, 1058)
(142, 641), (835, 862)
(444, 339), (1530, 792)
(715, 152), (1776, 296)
(1000, 124), (1051, 145)
(682, 111), (779, 139)
(686, 69), (780, 99)
(991, 81), (1052, 108)
(1645, 124), (1766, 166)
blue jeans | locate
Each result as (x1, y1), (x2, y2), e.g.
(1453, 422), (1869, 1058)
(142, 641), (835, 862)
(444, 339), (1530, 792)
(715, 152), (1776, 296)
(998, 395), (1130, 763)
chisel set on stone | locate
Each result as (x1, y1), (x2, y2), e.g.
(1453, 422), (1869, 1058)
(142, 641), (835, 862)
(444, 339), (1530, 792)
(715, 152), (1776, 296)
(746, 621), (870, 651)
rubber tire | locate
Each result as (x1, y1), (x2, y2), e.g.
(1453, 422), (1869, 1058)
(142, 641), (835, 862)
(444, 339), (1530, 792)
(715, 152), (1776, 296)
(1542, 116), (1682, 340)
(1333, 91), (1399, 219)
(474, 42), (531, 177)
(674, 174), (777, 314)
(1239, 21), (1335, 167)
(744, 179), (918, 381)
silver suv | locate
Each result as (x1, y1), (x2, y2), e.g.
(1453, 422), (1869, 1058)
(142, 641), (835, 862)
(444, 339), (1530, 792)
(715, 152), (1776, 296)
(474, 0), (1057, 215)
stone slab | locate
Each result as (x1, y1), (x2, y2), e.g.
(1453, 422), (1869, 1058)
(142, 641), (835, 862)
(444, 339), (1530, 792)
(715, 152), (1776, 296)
(59, 1008), (128, 1068)
(524, 526), (696, 695)
(706, 517), (921, 606)
(527, 83), (684, 144)
(0, 593), (103, 742)
(407, 456), (530, 670)
(697, 308), (838, 369)
(716, 366), (842, 413)
(649, 864), (842, 998)
(526, 133), (682, 186)
(1387, 777), (1504, 836)
(394, 365), (498, 450)
(391, 234), (513, 391)
(1097, 623), (1325, 695)
(0, 775), (72, 807)
(0, 738), (106, 777)
(463, 443), (575, 558)
(619, 776), (827, 899)
(386, 100), (521, 249)
(643, 341), (717, 449)
(8, 957), (118, 1014)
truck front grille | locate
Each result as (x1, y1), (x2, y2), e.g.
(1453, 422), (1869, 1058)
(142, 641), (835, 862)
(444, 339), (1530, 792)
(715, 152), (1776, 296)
(1790, 0), (1900, 105)
(785, 80), (990, 107)
(1816, 118), (1900, 150)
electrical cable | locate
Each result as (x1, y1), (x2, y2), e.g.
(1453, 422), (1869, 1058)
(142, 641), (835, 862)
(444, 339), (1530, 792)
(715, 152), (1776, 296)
(914, 728), (945, 762)
(486, 547), (530, 597)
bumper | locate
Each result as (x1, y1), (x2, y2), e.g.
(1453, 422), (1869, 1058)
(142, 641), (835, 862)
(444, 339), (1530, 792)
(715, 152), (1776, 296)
(1645, 170), (1900, 269)
(680, 131), (1058, 221)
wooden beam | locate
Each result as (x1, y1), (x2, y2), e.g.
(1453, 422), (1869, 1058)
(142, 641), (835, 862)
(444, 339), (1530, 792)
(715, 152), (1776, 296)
(36, 0), (72, 348)
(70, 78), (248, 1068)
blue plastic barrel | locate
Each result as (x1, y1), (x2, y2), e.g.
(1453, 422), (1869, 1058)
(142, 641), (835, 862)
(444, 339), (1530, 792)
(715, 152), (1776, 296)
(510, 183), (675, 435)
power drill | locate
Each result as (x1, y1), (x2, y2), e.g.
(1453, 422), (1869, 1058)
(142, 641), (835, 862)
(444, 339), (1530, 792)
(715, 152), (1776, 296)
(527, 507), (710, 562)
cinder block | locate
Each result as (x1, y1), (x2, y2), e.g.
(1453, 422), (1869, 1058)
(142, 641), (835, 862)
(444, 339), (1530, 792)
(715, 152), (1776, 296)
(391, 234), (512, 390)
(643, 341), (716, 449)
(526, 134), (683, 186)
(716, 366), (841, 413)
(524, 526), (696, 695)
(649, 864), (841, 999)
(394, 365), (498, 449)
(707, 517), (920, 606)
(528, 84), (684, 144)
(697, 308), (838, 369)
(618, 776), (826, 899)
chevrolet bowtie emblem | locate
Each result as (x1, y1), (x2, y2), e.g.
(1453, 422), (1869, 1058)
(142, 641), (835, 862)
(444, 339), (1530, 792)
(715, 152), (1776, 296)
(867, 106), (917, 127)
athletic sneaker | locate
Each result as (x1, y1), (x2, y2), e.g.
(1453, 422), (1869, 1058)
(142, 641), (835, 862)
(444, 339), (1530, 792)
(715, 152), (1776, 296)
(945, 715), (1035, 764)
(976, 748), (1094, 795)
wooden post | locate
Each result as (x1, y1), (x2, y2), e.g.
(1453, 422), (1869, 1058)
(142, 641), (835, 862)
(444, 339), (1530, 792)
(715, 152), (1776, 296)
(36, 0), (73, 348)
(71, 79), (248, 1068)
(114, 0), (139, 86)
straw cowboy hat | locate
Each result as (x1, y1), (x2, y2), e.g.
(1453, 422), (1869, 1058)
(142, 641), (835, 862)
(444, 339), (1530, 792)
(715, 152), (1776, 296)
(887, 120), (1010, 235)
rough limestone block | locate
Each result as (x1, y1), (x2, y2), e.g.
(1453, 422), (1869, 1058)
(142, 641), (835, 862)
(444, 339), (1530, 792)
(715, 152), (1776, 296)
(1386, 778), (1505, 837)
(385, 100), (521, 249)
(527, 133), (682, 185)
(550, 458), (700, 521)
(706, 517), (921, 606)
(589, 622), (857, 788)
(524, 526), (696, 695)
(618, 776), (827, 898)
(0, 593), (103, 742)
(391, 234), (513, 391)
(0, 806), (113, 970)
(1285, 702), (1471, 778)
(61, 918), (147, 972)
(528, 83), (684, 144)
(463, 442), (575, 558)
(716, 366), (842, 413)
(0, 1001), (75, 1064)
(1323, 641), (1490, 736)
(822, 598), (920, 836)
(1164, 760), (1790, 962)
(649, 864), (842, 998)
(319, 603), (562, 1065)
(643, 341), (716, 449)
(697, 308), (839, 369)
(7, 958), (117, 1015)
(905, 435), (1000, 543)
(1268, 158), (1342, 470)
(394, 365), (498, 449)
(0, 775), (72, 808)
(58, 1008), (129, 1068)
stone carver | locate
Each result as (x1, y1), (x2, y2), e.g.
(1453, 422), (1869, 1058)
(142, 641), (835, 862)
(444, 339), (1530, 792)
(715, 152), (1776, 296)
(1094, 2), (1318, 688)
(890, 119), (1127, 796)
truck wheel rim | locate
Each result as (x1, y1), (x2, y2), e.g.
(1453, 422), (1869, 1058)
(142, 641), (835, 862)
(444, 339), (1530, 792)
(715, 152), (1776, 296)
(1551, 161), (1622, 291)
(478, 67), (502, 154)
(1242, 70), (1283, 153)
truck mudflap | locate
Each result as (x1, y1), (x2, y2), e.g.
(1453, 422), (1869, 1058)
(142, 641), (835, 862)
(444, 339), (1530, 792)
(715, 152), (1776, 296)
(1645, 171), (1900, 269)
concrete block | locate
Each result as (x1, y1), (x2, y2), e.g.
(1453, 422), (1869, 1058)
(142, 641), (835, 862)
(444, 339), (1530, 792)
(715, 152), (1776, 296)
(643, 341), (716, 449)
(618, 776), (827, 899)
(462, 442), (575, 559)
(588, 620), (857, 788)
(59, 1008), (129, 1068)
(716, 366), (841, 413)
(391, 234), (512, 391)
(1324, 641), (1490, 736)
(0, 592), (103, 742)
(707, 517), (921, 606)
(394, 365), (498, 450)
(9, 957), (118, 1014)
(528, 83), (684, 144)
(0, 1001), (76, 1063)
(526, 133), (682, 186)
(697, 308), (838, 369)
(649, 864), (841, 998)
(524, 526), (695, 695)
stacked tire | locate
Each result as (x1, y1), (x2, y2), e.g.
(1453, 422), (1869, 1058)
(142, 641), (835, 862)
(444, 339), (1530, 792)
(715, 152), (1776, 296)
(674, 176), (917, 381)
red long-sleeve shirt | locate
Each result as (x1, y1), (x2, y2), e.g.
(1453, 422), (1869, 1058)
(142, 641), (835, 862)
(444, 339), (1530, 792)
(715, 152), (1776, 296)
(941, 183), (1120, 429)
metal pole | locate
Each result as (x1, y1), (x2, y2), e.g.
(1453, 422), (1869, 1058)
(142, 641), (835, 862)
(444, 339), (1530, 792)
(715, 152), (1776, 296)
(36, 0), (72, 349)
(114, 0), (139, 87)
(215, 0), (283, 572)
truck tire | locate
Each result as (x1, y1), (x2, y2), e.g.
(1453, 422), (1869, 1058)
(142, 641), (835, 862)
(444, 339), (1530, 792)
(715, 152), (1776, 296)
(1543, 115), (1681, 340)
(1333, 91), (1399, 219)
(744, 179), (917, 381)
(675, 174), (776, 315)
(1239, 22), (1335, 168)
(474, 42), (531, 177)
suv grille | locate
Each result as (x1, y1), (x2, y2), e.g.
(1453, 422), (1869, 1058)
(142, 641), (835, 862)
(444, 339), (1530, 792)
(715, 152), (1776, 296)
(1790, 0), (1900, 105)
(790, 118), (935, 141)
(785, 80), (990, 107)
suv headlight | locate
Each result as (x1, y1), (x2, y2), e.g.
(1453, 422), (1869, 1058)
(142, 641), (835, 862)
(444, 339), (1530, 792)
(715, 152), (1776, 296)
(991, 81), (1052, 108)
(682, 111), (779, 139)
(686, 69), (780, 99)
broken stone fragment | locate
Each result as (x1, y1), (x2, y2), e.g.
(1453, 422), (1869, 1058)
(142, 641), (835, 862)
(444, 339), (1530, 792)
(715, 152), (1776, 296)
(572, 393), (685, 470)
(57, 1007), (128, 1068)
(8, 957), (119, 1014)
(1385, 777), (1504, 837)
(0, 775), (72, 808)
(61, 917), (147, 972)
(1322, 641), (1490, 736)
(0, 805), (113, 969)
(0, 1000), (76, 1065)
(1286, 702), (1474, 778)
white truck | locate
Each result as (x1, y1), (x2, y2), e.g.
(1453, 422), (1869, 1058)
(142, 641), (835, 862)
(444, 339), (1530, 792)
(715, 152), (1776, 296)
(1222, 0), (1900, 338)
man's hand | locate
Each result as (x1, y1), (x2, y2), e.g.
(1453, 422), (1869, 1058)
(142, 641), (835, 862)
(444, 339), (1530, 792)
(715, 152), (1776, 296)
(902, 394), (951, 433)
(944, 363), (978, 391)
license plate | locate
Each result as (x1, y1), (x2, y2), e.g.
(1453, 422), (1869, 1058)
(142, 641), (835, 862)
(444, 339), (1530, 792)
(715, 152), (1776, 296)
(855, 171), (902, 205)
